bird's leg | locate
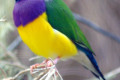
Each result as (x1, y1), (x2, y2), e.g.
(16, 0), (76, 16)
(30, 57), (60, 74)
(46, 57), (60, 67)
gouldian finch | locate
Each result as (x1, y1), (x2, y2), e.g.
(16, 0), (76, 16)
(13, 0), (105, 80)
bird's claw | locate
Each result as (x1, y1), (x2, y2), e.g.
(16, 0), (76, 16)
(30, 59), (54, 74)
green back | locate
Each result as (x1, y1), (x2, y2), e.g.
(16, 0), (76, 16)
(45, 0), (94, 53)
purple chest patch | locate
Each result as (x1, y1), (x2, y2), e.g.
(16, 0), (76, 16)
(13, 0), (46, 27)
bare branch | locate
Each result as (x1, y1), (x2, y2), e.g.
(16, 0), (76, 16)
(0, 67), (7, 78)
(73, 13), (120, 43)
(34, 70), (48, 80)
(0, 42), (23, 68)
(7, 36), (22, 51)
(0, 41), (27, 72)
(0, 61), (26, 69)
(29, 56), (44, 62)
(85, 67), (120, 80)
(0, 42), (19, 62)
(2, 64), (62, 80)
(2, 68), (30, 80)
(12, 69), (30, 80)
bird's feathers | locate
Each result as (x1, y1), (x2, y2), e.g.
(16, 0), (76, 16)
(13, 0), (105, 79)
(13, 0), (46, 27)
(74, 42), (105, 80)
(17, 12), (77, 58)
(45, 0), (105, 79)
(45, 0), (94, 53)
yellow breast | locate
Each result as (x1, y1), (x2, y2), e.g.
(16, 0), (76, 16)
(17, 12), (77, 58)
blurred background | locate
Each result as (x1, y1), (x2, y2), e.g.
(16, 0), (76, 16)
(0, 0), (120, 80)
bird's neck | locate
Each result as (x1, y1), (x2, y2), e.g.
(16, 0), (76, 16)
(40, 12), (48, 20)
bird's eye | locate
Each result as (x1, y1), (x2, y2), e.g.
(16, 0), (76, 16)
(16, 0), (20, 2)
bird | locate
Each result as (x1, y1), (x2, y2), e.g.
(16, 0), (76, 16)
(13, 0), (105, 80)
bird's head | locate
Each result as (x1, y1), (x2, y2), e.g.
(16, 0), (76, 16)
(13, 0), (46, 27)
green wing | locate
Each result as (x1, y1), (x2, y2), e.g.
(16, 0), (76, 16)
(45, 0), (94, 53)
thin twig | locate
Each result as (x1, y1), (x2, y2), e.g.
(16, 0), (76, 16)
(0, 41), (25, 70)
(2, 61), (62, 80)
(105, 67), (120, 80)
(86, 67), (120, 80)
(12, 67), (44, 80)
(12, 69), (30, 80)
(55, 68), (63, 80)
(34, 71), (46, 80)
(73, 13), (120, 43)
(2, 68), (30, 80)
(32, 65), (55, 74)
(45, 69), (55, 80)
(53, 71), (57, 80)
(29, 56), (44, 62)
(0, 42), (19, 62)
(0, 67), (7, 78)
(35, 70), (48, 80)
(0, 61), (26, 69)
(7, 36), (22, 51)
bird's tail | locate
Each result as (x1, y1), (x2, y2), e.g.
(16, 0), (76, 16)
(72, 43), (106, 80)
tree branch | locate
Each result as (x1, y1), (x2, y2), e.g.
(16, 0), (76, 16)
(7, 36), (22, 51)
(0, 67), (7, 78)
(73, 13), (120, 43)
(2, 63), (62, 80)
(0, 61), (26, 69)
(0, 42), (21, 63)
(85, 67), (120, 80)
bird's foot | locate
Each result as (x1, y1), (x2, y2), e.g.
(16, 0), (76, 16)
(30, 57), (60, 74)
(30, 63), (45, 74)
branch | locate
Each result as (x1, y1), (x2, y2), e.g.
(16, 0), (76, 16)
(0, 42), (20, 62)
(85, 67), (120, 80)
(7, 36), (22, 51)
(0, 67), (7, 78)
(12, 68), (30, 80)
(2, 68), (30, 80)
(0, 61), (26, 69)
(0, 41), (27, 69)
(29, 56), (44, 62)
(73, 13), (120, 43)
(2, 63), (63, 80)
